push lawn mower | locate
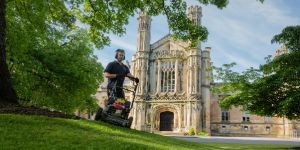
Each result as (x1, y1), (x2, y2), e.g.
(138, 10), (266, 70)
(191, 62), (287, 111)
(95, 82), (138, 128)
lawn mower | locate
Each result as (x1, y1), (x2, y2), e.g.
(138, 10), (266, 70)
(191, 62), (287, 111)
(95, 82), (138, 128)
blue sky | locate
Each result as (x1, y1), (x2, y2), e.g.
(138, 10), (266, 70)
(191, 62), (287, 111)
(94, 0), (300, 72)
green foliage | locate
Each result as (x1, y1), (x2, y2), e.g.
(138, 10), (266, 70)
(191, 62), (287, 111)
(4, 1), (231, 112)
(213, 26), (300, 120)
(271, 26), (300, 52)
(188, 127), (195, 136)
(164, 0), (209, 47)
(197, 131), (208, 136)
(6, 1), (103, 113)
(198, 0), (229, 9)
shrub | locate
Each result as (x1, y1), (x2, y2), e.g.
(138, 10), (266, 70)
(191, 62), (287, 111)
(188, 128), (195, 136)
(197, 131), (208, 136)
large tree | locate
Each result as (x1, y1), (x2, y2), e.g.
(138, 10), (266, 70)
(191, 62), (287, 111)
(0, 0), (18, 104)
(5, 1), (105, 113)
(213, 25), (300, 120)
(1, 0), (230, 110)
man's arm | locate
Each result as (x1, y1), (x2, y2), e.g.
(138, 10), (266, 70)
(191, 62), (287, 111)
(126, 73), (139, 83)
(104, 72), (117, 79)
(126, 73), (134, 79)
(104, 72), (126, 79)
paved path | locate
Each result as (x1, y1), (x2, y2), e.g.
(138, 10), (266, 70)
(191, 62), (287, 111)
(172, 136), (300, 146)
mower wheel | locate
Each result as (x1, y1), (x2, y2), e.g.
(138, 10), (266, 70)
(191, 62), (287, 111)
(95, 107), (103, 121)
(126, 117), (133, 128)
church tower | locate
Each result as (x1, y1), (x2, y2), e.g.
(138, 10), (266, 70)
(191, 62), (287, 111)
(186, 6), (202, 94)
(185, 6), (204, 132)
(134, 11), (151, 95)
(131, 11), (151, 130)
(187, 5), (202, 26)
(187, 6), (211, 134)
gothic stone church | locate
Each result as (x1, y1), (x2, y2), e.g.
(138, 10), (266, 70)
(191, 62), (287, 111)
(96, 6), (299, 138)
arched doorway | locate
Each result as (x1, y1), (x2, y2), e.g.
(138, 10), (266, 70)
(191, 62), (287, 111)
(160, 111), (174, 131)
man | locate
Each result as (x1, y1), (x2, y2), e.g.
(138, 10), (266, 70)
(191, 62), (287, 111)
(104, 49), (139, 109)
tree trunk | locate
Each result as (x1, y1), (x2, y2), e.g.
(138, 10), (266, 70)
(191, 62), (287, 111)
(0, 0), (18, 104)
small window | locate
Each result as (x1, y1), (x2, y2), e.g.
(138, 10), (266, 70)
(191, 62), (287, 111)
(266, 126), (271, 131)
(242, 111), (250, 122)
(243, 117), (250, 122)
(221, 111), (229, 122)
(243, 126), (249, 131)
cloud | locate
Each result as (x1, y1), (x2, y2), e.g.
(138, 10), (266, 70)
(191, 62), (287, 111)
(233, 0), (300, 26)
(109, 14), (170, 53)
(200, 0), (300, 71)
(209, 40), (261, 70)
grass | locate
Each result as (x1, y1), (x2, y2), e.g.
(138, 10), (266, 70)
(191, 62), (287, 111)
(0, 114), (297, 150)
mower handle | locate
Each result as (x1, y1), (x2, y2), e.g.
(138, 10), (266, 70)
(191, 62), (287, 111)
(129, 83), (138, 110)
(114, 82), (138, 93)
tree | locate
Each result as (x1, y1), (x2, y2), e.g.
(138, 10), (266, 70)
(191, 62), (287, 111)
(0, 0), (18, 104)
(1, 0), (230, 109)
(5, 1), (105, 113)
(213, 26), (300, 120)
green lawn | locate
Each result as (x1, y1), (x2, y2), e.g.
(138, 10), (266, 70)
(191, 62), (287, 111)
(0, 114), (295, 150)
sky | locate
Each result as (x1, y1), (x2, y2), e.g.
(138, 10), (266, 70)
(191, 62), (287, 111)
(93, 0), (300, 72)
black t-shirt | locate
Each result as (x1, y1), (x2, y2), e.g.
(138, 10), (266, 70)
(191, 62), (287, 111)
(104, 61), (130, 90)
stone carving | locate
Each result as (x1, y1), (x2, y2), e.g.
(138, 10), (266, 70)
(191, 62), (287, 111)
(154, 50), (185, 59)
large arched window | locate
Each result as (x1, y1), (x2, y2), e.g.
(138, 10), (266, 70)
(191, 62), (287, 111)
(160, 61), (175, 92)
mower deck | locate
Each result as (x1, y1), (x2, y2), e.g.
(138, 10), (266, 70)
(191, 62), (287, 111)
(95, 107), (133, 128)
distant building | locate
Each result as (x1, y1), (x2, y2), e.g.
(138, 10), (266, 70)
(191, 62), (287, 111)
(95, 6), (299, 138)
(274, 45), (288, 57)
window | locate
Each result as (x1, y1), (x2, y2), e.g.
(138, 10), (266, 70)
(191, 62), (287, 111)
(221, 111), (229, 122)
(242, 111), (250, 122)
(160, 61), (175, 92)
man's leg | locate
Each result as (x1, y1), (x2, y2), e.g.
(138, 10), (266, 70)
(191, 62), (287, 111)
(107, 89), (116, 105)
(104, 89), (115, 114)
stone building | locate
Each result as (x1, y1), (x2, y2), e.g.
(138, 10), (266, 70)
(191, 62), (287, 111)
(129, 6), (211, 134)
(95, 6), (299, 138)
